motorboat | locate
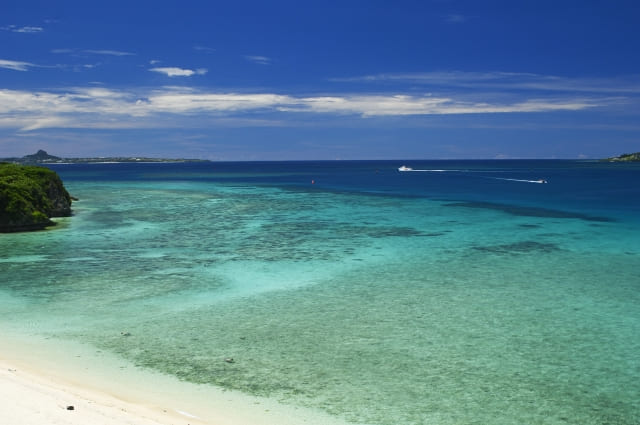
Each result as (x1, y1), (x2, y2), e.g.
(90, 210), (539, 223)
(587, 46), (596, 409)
(398, 166), (412, 172)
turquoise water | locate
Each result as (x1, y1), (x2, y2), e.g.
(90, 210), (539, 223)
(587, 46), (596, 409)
(1, 161), (639, 424)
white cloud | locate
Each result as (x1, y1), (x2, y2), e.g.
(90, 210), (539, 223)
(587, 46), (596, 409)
(1, 25), (44, 33)
(147, 90), (293, 113)
(0, 86), (604, 132)
(285, 95), (597, 116)
(287, 95), (451, 116)
(244, 55), (272, 65)
(0, 59), (36, 71)
(150, 67), (208, 77)
(15, 26), (44, 33)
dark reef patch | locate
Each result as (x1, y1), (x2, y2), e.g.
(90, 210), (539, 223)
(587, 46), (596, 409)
(473, 241), (561, 255)
(444, 201), (613, 222)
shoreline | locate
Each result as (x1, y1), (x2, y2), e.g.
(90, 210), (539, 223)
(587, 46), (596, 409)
(0, 329), (351, 425)
(0, 357), (201, 425)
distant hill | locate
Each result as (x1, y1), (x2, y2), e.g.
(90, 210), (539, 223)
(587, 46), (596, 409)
(23, 149), (62, 163)
(603, 152), (640, 162)
(1, 150), (210, 165)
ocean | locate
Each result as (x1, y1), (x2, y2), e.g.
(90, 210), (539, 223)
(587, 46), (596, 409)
(1, 160), (639, 424)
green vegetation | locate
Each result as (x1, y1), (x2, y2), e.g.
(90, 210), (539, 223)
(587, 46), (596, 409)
(0, 163), (72, 232)
(603, 152), (640, 162)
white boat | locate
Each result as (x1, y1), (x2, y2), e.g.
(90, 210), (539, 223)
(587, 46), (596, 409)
(398, 166), (412, 172)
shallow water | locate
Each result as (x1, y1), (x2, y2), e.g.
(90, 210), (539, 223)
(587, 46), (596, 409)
(1, 160), (639, 424)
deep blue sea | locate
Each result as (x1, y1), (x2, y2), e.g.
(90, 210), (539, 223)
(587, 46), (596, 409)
(1, 160), (639, 424)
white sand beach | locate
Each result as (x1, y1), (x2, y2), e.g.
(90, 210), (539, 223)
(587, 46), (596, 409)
(0, 359), (201, 425)
(0, 333), (349, 425)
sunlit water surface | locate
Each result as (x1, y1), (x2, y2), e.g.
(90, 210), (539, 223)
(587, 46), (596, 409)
(1, 161), (639, 424)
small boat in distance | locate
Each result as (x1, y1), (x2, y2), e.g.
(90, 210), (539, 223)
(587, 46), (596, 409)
(398, 166), (413, 172)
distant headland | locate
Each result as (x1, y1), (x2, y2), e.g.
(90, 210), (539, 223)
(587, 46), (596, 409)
(602, 152), (640, 162)
(1, 150), (211, 165)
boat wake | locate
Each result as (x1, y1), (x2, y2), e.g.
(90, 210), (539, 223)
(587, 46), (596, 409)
(399, 167), (465, 172)
(398, 166), (547, 183)
(487, 177), (548, 184)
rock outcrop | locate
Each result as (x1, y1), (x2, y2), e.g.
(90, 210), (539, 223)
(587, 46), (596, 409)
(0, 163), (72, 232)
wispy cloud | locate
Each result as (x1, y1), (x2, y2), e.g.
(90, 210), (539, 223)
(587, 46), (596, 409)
(83, 49), (136, 56)
(150, 67), (208, 77)
(1, 25), (44, 33)
(0, 86), (604, 132)
(51, 48), (74, 54)
(194, 45), (216, 53)
(0, 59), (37, 71)
(244, 55), (272, 65)
(331, 71), (640, 94)
(51, 48), (135, 56)
(444, 14), (467, 23)
(283, 95), (597, 116)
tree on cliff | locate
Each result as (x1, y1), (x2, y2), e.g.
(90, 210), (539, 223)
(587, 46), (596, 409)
(0, 163), (72, 232)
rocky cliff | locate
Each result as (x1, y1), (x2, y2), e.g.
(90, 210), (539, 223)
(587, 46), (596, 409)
(0, 163), (73, 232)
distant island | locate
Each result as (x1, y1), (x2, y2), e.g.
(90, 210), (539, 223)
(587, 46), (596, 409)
(602, 152), (640, 162)
(1, 150), (210, 165)
(0, 163), (73, 232)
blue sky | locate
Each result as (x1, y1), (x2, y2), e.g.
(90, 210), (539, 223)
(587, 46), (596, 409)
(1, 0), (639, 160)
